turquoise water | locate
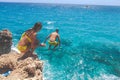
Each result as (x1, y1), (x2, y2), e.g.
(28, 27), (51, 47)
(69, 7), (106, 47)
(0, 2), (120, 80)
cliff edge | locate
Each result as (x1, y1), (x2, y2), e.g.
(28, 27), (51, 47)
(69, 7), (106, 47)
(0, 50), (43, 80)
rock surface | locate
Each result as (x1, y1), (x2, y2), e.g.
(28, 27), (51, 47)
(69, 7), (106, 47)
(0, 29), (12, 54)
(0, 50), (43, 80)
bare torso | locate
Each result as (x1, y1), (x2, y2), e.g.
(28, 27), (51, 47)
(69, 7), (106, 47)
(49, 32), (58, 41)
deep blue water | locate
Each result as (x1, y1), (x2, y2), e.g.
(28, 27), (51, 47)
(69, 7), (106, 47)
(0, 2), (120, 80)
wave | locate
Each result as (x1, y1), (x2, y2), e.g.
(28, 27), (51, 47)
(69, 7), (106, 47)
(46, 21), (55, 25)
(44, 26), (54, 30)
(43, 21), (56, 30)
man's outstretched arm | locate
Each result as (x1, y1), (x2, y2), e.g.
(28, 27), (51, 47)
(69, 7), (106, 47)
(44, 34), (51, 43)
(58, 35), (61, 46)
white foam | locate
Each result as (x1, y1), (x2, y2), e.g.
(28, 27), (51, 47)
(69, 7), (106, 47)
(47, 21), (54, 25)
(79, 72), (85, 80)
(43, 60), (53, 80)
(93, 73), (120, 80)
(45, 26), (54, 30)
(71, 72), (78, 80)
(11, 47), (20, 54)
(79, 60), (83, 64)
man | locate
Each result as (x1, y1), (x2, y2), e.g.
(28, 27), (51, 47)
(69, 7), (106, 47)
(17, 22), (45, 59)
(44, 29), (60, 50)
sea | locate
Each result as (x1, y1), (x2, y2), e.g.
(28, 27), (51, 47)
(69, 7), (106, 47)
(0, 2), (120, 80)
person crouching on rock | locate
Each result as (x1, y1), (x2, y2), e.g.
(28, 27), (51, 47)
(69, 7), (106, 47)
(17, 22), (45, 59)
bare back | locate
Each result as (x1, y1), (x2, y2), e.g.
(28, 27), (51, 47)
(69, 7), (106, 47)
(18, 30), (36, 46)
(49, 32), (59, 41)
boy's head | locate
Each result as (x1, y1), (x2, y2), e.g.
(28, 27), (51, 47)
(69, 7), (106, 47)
(33, 22), (42, 32)
(56, 29), (59, 33)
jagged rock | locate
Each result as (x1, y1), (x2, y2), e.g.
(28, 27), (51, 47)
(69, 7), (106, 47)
(0, 29), (12, 54)
(0, 51), (43, 80)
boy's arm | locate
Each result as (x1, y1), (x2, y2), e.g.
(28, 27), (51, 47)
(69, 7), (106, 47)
(44, 34), (51, 43)
(57, 35), (61, 46)
(30, 33), (38, 52)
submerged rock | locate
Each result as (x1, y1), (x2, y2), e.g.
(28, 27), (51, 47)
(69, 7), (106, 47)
(0, 51), (43, 80)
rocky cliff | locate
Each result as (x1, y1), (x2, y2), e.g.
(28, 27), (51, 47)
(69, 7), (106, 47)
(0, 50), (43, 80)
(0, 29), (43, 80)
(0, 29), (12, 54)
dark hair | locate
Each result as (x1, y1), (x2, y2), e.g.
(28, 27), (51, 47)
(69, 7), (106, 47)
(56, 29), (59, 32)
(32, 22), (42, 32)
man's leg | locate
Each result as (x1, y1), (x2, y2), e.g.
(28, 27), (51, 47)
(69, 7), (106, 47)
(19, 40), (38, 60)
(53, 44), (58, 50)
(17, 50), (30, 60)
(48, 45), (51, 50)
(31, 39), (39, 53)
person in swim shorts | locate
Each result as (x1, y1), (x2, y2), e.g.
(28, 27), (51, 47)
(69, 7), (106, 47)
(44, 29), (60, 50)
(17, 22), (45, 59)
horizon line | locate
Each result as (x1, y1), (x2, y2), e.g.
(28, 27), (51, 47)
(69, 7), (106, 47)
(0, 1), (120, 7)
